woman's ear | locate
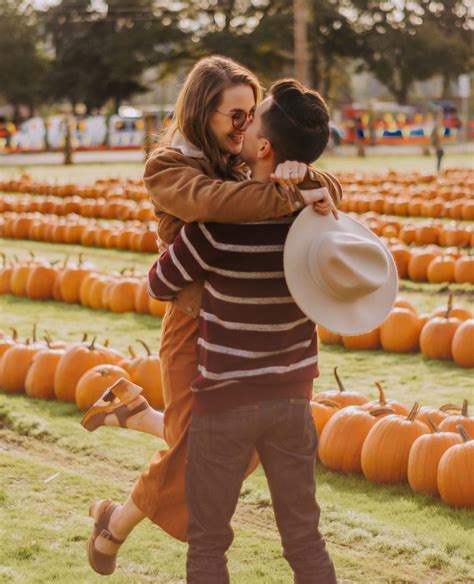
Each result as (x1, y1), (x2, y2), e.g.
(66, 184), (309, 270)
(257, 138), (273, 159)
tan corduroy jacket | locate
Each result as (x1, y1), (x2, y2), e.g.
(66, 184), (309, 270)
(144, 145), (343, 317)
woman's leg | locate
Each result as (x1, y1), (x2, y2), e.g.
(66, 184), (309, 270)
(100, 395), (165, 438)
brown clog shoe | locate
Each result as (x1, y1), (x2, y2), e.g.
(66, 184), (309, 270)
(87, 499), (124, 576)
(81, 378), (146, 432)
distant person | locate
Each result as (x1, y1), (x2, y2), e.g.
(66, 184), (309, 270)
(431, 120), (444, 172)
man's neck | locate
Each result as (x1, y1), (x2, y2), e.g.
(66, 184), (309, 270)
(249, 160), (275, 183)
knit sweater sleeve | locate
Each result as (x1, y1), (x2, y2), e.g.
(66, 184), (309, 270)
(148, 222), (217, 300)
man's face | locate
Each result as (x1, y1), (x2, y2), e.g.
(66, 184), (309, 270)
(240, 97), (272, 163)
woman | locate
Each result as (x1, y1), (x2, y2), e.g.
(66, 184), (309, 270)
(84, 55), (342, 576)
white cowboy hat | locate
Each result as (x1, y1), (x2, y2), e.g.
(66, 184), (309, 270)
(284, 208), (398, 335)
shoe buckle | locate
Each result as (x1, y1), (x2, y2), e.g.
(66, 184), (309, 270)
(100, 528), (113, 540)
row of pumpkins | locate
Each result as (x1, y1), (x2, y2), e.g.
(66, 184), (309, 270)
(0, 327), (471, 510)
(0, 254), (167, 317)
(319, 295), (474, 368)
(338, 168), (473, 219)
(357, 214), (473, 248)
(3, 213), (474, 286)
(0, 193), (156, 223)
(0, 327), (164, 410)
(1, 253), (473, 367)
(0, 212), (159, 253)
(388, 244), (473, 284)
(0, 175), (149, 202)
(311, 368), (473, 509)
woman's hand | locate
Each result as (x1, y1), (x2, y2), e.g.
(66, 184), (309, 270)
(300, 187), (339, 220)
(270, 161), (307, 188)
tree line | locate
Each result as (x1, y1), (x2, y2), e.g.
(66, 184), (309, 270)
(0, 0), (471, 122)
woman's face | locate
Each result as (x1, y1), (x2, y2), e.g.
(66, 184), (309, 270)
(208, 84), (256, 156)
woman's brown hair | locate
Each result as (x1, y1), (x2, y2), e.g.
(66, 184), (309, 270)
(161, 55), (262, 180)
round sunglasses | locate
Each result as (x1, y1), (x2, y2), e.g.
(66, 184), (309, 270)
(215, 107), (256, 130)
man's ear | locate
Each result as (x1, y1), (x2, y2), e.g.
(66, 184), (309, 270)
(257, 138), (273, 160)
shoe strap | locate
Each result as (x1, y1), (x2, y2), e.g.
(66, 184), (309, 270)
(95, 504), (125, 545)
(115, 401), (149, 428)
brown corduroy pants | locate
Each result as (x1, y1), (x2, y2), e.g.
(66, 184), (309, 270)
(131, 302), (259, 541)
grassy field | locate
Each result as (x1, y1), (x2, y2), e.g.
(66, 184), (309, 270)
(1, 160), (474, 583)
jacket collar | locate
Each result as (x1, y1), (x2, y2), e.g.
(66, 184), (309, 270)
(171, 131), (206, 159)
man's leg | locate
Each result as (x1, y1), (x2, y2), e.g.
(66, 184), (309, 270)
(185, 405), (258, 584)
(256, 399), (337, 584)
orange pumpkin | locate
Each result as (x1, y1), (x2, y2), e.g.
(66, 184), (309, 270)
(54, 337), (115, 402)
(380, 308), (420, 353)
(451, 319), (474, 368)
(416, 405), (450, 428)
(25, 342), (65, 399)
(310, 399), (340, 437)
(0, 338), (44, 393)
(361, 403), (429, 484)
(75, 364), (131, 410)
(437, 425), (474, 508)
(390, 245), (411, 280)
(407, 416), (462, 496)
(454, 255), (474, 285)
(342, 327), (380, 351)
(313, 367), (369, 407)
(408, 249), (440, 282)
(439, 400), (474, 435)
(317, 325), (341, 345)
(26, 262), (58, 300)
(129, 340), (164, 409)
(319, 406), (394, 474)
(426, 255), (456, 283)
(419, 310), (461, 361)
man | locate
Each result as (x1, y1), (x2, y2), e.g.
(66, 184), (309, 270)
(148, 79), (337, 584)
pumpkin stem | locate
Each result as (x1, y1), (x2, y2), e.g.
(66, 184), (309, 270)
(407, 402), (420, 421)
(440, 403), (461, 413)
(334, 367), (345, 393)
(461, 399), (468, 417)
(9, 327), (18, 340)
(32, 323), (37, 343)
(63, 255), (69, 268)
(136, 339), (152, 356)
(81, 332), (88, 343)
(25, 338), (30, 346)
(445, 291), (453, 319)
(128, 346), (136, 358)
(426, 415), (440, 433)
(456, 424), (472, 443)
(43, 336), (51, 349)
(314, 399), (340, 408)
(89, 336), (97, 350)
(78, 253), (83, 266)
(370, 407), (394, 417)
(29, 251), (35, 260)
(103, 338), (110, 347)
(374, 382), (386, 405)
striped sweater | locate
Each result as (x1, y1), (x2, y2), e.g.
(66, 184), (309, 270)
(148, 215), (319, 413)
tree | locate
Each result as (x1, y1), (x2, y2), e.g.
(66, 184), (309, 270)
(419, 0), (472, 98)
(0, 0), (48, 123)
(41, 0), (186, 113)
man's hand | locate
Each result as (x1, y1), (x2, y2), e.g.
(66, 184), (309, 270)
(300, 187), (339, 220)
(270, 161), (307, 189)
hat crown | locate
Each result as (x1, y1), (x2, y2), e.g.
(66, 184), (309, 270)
(309, 232), (389, 300)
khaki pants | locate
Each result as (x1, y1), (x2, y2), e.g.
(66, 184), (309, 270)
(132, 302), (258, 541)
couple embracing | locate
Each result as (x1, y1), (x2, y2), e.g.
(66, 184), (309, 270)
(82, 55), (343, 583)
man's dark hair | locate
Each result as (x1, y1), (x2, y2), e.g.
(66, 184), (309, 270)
(260, 79), (330, 164)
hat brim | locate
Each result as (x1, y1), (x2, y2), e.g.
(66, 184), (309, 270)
(284, 209), (398, 335)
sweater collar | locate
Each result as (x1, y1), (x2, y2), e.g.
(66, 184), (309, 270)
(171, 131), (206, 159)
